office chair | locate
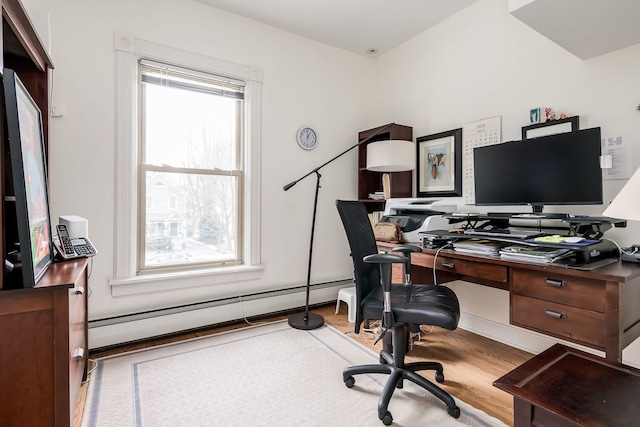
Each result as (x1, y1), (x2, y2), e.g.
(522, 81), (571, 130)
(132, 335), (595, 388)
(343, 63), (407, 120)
(335, 200), (461, 425)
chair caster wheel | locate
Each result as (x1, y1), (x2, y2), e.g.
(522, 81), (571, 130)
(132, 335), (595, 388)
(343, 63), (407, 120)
(435, 371), (445, 383)
(448, 406), (461, 418)
(380, 411), (393, 425)
(344, 376), (355, 388)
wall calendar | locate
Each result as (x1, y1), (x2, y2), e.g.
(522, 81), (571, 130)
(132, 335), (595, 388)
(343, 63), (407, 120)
(462, 116), (502, 205)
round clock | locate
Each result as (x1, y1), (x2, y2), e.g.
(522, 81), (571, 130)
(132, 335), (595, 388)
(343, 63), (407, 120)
(297, 126), (318, 150)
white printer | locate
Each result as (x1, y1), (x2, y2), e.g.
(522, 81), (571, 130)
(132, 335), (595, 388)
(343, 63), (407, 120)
(381, 198), (457, 243)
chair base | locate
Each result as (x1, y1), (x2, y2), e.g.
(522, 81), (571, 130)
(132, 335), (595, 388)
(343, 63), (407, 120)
(343, 323), (460, 425)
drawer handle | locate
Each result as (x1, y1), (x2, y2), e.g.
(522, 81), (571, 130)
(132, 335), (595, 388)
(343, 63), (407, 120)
(545, 278), (565, 288)
(441, 262), (455, 269)
(75, 286), (85, 295)
(544, 309), (566, 319)
(73, 348), (85, 359)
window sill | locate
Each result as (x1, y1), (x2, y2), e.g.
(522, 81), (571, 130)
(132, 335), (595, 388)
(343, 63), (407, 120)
(109, 264), (264, 297)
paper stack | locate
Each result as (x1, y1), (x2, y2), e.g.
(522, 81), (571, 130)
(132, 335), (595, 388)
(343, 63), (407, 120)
(499, 246), (573, 264)
(453, 241), (502, 257)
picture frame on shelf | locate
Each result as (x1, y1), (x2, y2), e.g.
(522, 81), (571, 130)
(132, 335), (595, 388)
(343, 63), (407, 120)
(522, 115), (579, 140)
(530, 108), (541, 124)
(416, 128), (462, 197)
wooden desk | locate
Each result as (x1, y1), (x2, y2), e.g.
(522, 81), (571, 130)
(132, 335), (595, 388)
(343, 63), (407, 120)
(378, 242), (640, 362)
(494, 343), (640, 427)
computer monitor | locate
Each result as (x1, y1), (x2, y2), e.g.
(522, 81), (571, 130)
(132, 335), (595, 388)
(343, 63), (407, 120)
(473, 127), (603, 213)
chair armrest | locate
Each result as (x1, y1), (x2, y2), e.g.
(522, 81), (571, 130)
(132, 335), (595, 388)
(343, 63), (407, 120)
(392, 245), (422, 254)
(363, 253), (405, 328)
(391, 245), (422, 284)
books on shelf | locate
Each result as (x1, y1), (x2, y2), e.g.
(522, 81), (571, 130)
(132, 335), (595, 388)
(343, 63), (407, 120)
(499, 246), (574, 264)
(382, 173), (391, 200)
(368, 191), (385, 200)
(368, 211), (384, 228)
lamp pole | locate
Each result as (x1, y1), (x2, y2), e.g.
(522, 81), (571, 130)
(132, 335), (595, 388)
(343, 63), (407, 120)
(283, 123), (395, 330)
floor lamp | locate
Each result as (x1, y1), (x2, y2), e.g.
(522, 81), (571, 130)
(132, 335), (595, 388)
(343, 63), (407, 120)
(283, 123), (415, 330)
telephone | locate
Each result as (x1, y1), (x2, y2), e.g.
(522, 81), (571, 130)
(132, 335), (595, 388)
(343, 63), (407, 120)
(54, 224), (97, 259)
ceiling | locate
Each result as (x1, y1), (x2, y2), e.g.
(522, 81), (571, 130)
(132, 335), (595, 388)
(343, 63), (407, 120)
(194, 0), (479, 57)
(510, 0), (640, 59)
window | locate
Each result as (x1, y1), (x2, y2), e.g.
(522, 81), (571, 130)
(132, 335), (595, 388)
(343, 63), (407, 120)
(112, 33), (263, 296)
(139, 60), (244, 272)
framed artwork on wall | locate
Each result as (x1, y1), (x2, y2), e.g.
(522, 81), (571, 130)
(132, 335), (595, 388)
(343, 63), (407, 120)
(416, 128), (462, 197)
(521, 116), (579, 140)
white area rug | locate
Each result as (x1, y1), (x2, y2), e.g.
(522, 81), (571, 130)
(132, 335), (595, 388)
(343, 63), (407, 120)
(82, 321), (507, 426)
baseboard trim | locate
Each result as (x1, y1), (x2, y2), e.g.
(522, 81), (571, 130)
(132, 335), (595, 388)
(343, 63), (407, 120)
(88, 280), (352, 348)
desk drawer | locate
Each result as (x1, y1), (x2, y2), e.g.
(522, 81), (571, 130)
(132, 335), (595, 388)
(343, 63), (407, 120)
(432, 255), (508, 283)
(511, 294), (605, 349)
(512, 269), (605, 312)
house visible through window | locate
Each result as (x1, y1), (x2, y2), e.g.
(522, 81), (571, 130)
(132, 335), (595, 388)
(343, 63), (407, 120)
(139, 59), (245, 271)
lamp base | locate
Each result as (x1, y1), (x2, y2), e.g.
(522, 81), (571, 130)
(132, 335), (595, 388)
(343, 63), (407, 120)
(288, 312), (324, 330)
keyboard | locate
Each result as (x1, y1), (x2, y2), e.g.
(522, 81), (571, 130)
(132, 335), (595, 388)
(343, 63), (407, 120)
(463, 229), (544, 240)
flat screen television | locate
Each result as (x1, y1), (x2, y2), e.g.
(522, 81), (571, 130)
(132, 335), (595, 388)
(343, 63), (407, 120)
(3, 68), (54, 287)
(473, 127), (603, 214)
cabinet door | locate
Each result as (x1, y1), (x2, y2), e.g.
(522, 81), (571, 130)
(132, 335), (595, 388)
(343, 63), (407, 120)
(0, 291), (57, 425)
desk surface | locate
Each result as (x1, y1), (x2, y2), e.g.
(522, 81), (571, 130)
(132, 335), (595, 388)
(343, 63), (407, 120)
(378, 242), (640, 362)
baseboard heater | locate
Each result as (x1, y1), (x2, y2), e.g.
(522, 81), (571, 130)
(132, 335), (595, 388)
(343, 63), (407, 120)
(88, 278), (353, 348)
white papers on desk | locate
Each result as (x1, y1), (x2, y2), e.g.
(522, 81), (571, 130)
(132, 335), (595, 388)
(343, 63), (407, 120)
(453, 241), (502, 257)
(499, 246), (573, 264)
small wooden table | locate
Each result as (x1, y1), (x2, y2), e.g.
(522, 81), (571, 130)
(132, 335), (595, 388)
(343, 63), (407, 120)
(494, 344), (640, 427)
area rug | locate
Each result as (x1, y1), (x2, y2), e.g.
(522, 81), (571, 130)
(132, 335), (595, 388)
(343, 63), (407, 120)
(82, 321), (507, 426)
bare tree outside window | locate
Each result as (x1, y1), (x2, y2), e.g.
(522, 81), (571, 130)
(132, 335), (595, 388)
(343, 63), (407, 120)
(139, 61), (244, 270)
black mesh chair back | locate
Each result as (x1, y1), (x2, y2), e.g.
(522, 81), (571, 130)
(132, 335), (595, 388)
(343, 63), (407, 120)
(335, 199), (381, 333)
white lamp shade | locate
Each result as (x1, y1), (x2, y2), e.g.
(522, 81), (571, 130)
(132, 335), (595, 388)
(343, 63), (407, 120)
(603, 166), (640, 221)
(366, 140), (415, 172)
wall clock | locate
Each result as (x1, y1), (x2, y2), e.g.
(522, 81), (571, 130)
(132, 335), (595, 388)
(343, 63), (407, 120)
(297, 126), (318, 150)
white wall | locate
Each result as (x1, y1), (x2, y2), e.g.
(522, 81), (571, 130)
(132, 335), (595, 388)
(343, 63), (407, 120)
(22, 0), (373, 326)
(374, 0), (640, 365)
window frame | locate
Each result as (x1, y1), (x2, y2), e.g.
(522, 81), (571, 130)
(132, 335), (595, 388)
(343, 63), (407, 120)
(111, 33), (263, 297)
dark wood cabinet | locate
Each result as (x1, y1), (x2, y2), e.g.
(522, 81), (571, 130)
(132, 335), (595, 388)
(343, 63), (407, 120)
(495, 344), (640, 427)
(357, 123), (413, 213)
(0, 259), (88, 427)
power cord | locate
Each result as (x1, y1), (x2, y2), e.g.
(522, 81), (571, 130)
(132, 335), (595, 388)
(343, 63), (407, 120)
(81, 358), (99, 385)
(237, 295), (268, 325)
(607, 239), (639, 256)
(432, 240), (455, 286)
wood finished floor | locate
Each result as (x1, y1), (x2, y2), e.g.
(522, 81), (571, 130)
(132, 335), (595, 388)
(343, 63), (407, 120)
(74, 304), (534, 427)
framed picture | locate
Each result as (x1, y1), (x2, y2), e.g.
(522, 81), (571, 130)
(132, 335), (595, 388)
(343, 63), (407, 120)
(3, 69), (54, 287)
(530, 108), (541, 124)
(522, 116), (579, 140)
(416, 128), (462, 197)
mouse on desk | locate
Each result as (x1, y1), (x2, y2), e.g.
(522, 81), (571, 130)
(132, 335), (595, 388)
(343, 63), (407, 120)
(564, 236), (585, 243)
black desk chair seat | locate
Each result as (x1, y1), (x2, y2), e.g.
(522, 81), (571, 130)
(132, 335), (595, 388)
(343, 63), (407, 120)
(336, 200), (461, 425)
